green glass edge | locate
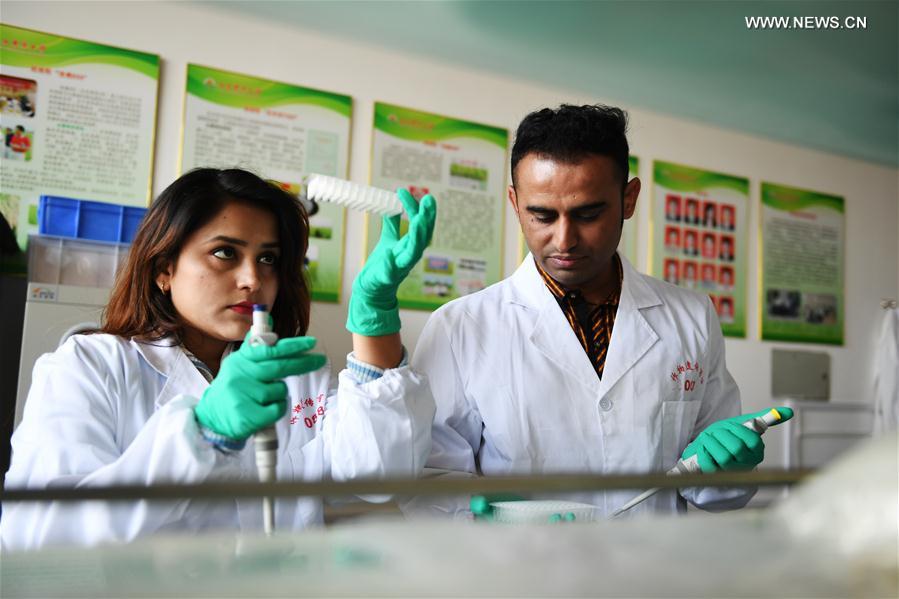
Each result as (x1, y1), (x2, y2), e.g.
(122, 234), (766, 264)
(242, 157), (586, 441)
(310, 290), (339, 303)
(761, 182), (845, 214)
(374, 101), (507, 149)
(722, 328), (746, 338)
(398, 298), (445, 311)
(187, 64), (351, 116)
(761, 330), (843, 345)
(1, 23), (158, 79)
(654, 160), (748, 195)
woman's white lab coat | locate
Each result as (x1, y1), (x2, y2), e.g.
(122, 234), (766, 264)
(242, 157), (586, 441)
(2, 334), (434, 550)
(411, 254), (753, 517)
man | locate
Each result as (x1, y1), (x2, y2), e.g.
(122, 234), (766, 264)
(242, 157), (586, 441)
(720, 205), (735, 231)
(719, 297), (735, 323)
(683, 261), (698, 289)
(703, 202), (718, 228)
(701, 263), (717, 289)
(683, 229), (698, 256)
(665, 195), (681, 222)
(664, 258), (680, 285)
(664, 227), (681, 253)
(684, 199), (700, 225)
(719, 266), (734, 291)
(719, 236), (735, 262)
(413, 104), (782, 518)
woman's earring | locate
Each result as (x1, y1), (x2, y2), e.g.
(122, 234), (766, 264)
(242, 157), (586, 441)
(159, 281), (168, 293)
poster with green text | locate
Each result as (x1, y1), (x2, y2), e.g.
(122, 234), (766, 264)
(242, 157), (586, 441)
(652, 160), (748, 337)
(517, 155), (640, 265)
(0, 24), (159, 273)
(760, 182), (844, 345)
(368, 102), (508, 310)
(181, 64), (351, 302)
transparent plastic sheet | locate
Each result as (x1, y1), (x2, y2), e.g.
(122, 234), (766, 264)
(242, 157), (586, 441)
(3, 434), (897, 597)
(773, 431), (899, 575)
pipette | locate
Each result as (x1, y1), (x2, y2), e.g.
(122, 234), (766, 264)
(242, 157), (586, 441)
(305, 174), (404, 216)
(247, 304), (279, 536)
(609, 408), (787, 518)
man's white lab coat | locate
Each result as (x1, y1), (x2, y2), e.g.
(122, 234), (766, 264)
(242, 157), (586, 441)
(3, 334), (434, 550)
(412, 254), (753, 516)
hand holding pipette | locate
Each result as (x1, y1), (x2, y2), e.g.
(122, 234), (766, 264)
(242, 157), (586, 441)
(610, 407), (794, 517)
(194, 305), (326, 534)
(246, 305), (281, 537)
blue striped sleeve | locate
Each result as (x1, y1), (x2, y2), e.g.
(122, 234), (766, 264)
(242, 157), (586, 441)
(345, 347), (408, 384)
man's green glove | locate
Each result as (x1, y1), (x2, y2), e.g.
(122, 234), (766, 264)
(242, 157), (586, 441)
(194, 335), (327, 441)
(680, 407), (794, 473)
(347, 188), (437, 336)
(470, 493), (526, 521)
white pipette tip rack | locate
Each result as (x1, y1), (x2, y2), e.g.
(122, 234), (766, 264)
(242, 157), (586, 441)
(306, 174), (403, 216)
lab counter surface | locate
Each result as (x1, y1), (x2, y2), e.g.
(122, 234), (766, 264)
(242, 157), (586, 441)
(3, 434), (897, 598)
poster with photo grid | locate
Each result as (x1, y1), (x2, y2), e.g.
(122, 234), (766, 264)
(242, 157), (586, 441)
(651, 160), (748, 337)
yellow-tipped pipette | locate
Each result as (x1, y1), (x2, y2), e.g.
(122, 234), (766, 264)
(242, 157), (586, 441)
(610, 408), (787, 518)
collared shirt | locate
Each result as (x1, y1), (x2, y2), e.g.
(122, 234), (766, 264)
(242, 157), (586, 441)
(535, 254), (623, 380)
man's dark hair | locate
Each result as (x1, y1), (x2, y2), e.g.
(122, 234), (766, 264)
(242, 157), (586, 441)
(510, 104), (630, 190)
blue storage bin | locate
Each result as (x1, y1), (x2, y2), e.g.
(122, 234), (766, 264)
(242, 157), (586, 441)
(38, 196), (147, 243)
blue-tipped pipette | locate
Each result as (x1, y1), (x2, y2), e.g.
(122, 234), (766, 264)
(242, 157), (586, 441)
(248, 304), (279, 535)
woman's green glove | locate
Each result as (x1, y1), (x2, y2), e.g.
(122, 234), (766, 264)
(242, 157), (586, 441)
(680, 407), (793, 473)
(194, 335), (327, 441)
(347, 188), (437, 336)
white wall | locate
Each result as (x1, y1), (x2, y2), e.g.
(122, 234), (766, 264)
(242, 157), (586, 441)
(7, 1), (898, 471)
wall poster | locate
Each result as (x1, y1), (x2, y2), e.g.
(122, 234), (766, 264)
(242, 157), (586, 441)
(652, 160), (749, 337)
(760, 182), (844, 345)
(0, 23), (159, 273)
(368, 102), (508, 310)
(181, 64), (351, 302)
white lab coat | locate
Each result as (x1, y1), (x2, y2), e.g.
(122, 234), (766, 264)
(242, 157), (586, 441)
(2, 334), (434, 550)
(873, 308), (899, 433)
(411, 254), (753, 517)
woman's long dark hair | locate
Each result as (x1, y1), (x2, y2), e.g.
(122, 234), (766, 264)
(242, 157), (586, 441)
(102, 168), (311, 341)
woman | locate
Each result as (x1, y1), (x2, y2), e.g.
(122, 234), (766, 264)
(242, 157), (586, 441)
(3, 168), (437, 550)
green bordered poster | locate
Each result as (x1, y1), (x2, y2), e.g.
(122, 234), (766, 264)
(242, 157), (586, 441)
(0, 24), (159, 273)
(517, 155), (640, 265)
(180, 64), (351, 303)
(760, 182), (844, 345)
(368, 102), (508, 310)
(652, 160), (749, 337)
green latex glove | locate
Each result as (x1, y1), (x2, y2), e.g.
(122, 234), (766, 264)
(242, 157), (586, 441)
(194, 335), (327, 441)
(470, 493), (526, 521)
(681, 407), (794, 473)
(347, 188), (437, 336)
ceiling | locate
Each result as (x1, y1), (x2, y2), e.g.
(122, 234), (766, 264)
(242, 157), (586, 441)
(206, 0), (898, 167)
